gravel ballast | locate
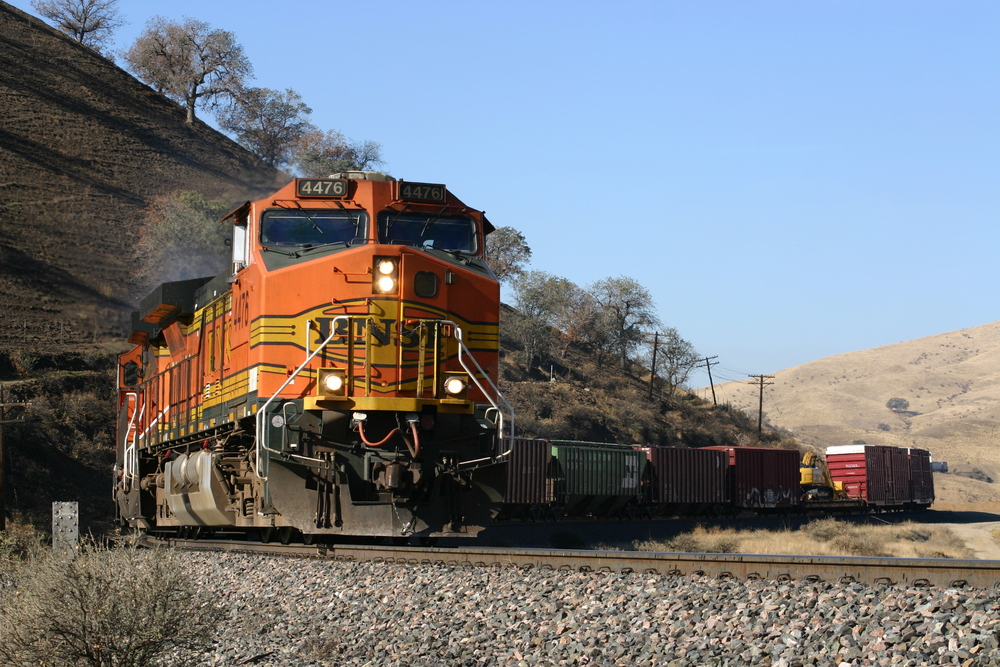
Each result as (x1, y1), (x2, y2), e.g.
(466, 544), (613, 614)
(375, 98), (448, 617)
(163, 551), (1000, 666)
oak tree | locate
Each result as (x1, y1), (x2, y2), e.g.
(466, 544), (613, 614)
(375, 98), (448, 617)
(510, 271), (574, 369)
(135, 190), (232, 287)
(124, 16), (252, 124)
(218, 87), (313, 167)
(31, 0), (124, 52)
(484, 226), (531, 283)
(647, 327), (699, 396)
(589, 276), (659, 369)
(886, 397), (910, 413)
(292, 129), (385, 177)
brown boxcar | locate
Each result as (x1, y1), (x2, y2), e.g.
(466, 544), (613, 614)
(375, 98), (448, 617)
(826, 444), (913, 507)
(636, 446), (729, 515)
(706, 446), (800, 511)
(502, 437), (553, 506)
(907, 447), (934, 508)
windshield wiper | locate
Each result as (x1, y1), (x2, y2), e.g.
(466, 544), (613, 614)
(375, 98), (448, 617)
(261, 245), (300, 257)
(419, 205), (450, 237)
(291, 202), (324, 234)
(384, 204), (411, 235)
(433, 247), (472, 264)
(296, 240), (349, 254)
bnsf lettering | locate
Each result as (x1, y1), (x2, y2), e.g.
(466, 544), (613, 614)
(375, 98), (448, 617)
(314, 318), (421, 348)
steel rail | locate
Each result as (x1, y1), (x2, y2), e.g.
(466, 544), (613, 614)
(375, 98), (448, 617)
(142, 536), (1000, 590)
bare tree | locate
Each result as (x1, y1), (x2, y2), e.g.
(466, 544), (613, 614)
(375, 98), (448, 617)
(510, 270), (573, 369)
(484, 226), (531, 284)
(124, 16), (252, 124)
(589, 275), (659, 369)
(292, 129), (385, 176)
(30, 0), (124, 52)
(646, 327), (699, 396)
(218, 87), (313, 167)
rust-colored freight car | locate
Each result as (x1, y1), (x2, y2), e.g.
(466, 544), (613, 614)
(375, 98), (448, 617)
(707, 446), (801, 512)
(908, 448), (934, 507)
(635, 446), (729, 515)
(826, 444), (931, 509)
(502, 437), (553, 507)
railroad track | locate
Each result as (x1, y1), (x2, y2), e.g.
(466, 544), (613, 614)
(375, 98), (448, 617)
(143, 536), (1000, 589)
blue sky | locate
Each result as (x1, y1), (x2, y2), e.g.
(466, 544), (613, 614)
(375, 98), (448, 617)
(11, 0), (1000, 388)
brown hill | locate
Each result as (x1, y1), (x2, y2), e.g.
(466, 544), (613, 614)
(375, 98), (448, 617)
(710, 320), (1000, 499)
(0, 1), (286, 352)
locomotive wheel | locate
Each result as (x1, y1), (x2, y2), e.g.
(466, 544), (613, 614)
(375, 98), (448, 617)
(279, 527), (295, 545)
(259, 527), (273, 543)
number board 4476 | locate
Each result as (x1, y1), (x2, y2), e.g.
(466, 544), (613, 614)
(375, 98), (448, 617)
(397, 182), (446, 203)
(296, 179), (349, 197)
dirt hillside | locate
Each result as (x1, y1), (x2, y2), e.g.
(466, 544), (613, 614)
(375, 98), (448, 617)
(710, 320), (1000, 483)
(0, 1), (286, 351)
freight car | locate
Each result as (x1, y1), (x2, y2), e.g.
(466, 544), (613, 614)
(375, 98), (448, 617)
(826, 444), (935, 511)
(498, 440), (934, 521)
(706, 446), (800, 513)
(114, 173), (513, 542)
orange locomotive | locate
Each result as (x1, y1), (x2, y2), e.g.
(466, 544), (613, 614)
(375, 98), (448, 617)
(115, 172), (512, 542)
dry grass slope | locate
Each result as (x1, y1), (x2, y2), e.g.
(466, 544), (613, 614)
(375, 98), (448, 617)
(708, 321), (1000, 486)
(0, 1), (286, 351)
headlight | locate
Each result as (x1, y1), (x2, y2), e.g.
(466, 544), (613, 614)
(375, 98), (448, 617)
(443, 375), (467, 396)
(323, 374), (344, 393)
(317, 368), (347, 397)
(373, 258), (398, 294)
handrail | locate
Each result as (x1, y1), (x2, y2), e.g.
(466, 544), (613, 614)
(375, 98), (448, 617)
(254, 316), (349, 512)
(122, 392), (140, 490)
(252, 315), (514, 510)
(449, 322), (515, 458)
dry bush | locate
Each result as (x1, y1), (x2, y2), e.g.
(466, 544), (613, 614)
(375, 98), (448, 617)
(636, 526), (740, 554)
(830, 530), (890, 557)
(0, 542), (223, 666)
(0, 516), (48, 587)
(802, 517), (853, 542)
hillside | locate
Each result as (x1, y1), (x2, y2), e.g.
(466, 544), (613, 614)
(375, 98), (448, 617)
(0, 1), (286, 352)
(710, 320), (1000, 491)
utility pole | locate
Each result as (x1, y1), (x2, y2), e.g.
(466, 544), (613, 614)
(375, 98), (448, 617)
(648, 331), (659, 399)
(747, 374), (774, 435)
(0, 383), (30, 532)
(701, 356), (719, 405)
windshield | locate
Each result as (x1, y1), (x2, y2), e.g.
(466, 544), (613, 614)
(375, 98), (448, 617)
(377, 212), (477, 253)
(261, 209), (367, 247)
